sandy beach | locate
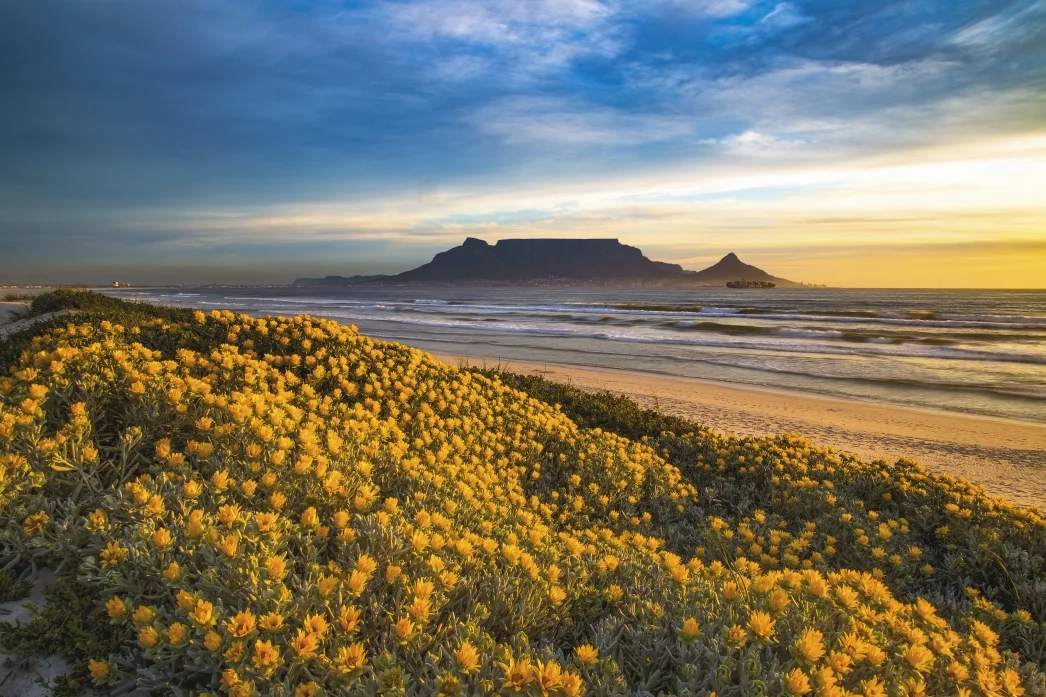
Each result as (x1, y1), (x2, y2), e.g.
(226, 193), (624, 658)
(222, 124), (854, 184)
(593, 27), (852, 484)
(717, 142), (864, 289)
(438, 353), (1046, 510)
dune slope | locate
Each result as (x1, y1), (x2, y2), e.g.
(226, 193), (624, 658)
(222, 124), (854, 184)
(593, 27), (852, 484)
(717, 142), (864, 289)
(0, 292), (1043, 696)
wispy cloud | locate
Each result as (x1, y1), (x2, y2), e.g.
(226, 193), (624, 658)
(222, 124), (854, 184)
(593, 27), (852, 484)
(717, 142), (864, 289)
(0, 0), (1043, 285)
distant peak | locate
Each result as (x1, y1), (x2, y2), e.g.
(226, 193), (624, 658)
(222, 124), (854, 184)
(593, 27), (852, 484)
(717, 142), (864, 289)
(462, 237), (489, 247)
(722, 252), (740, 261)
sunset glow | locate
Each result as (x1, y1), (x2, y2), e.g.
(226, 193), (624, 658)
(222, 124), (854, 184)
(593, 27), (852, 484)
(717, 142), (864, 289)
(1, 0), (1043, 286)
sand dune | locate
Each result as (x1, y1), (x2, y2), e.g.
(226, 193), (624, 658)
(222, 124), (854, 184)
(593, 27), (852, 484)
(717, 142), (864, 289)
(438, 354), (1046, 510)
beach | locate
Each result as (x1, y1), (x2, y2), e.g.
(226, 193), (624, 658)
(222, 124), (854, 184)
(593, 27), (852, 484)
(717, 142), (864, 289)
(438, 353), (1046, 510)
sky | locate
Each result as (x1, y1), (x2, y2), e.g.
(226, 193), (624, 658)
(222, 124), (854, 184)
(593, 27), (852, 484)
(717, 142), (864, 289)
(1, 0), (1044, 287)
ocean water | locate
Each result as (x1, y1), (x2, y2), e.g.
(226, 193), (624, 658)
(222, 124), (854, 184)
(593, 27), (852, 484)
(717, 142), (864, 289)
(107, 286), (1046, 425)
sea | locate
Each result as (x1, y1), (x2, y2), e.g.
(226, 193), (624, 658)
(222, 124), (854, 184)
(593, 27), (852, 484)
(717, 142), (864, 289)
(105, 286), (1046, 425)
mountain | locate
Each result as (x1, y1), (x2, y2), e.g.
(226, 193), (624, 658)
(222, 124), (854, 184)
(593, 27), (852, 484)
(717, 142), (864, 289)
(391, 237), (685, 282)
(689, 253), (799, 287)
(294, 239), (806, 287)
(292, 274), (390, 286)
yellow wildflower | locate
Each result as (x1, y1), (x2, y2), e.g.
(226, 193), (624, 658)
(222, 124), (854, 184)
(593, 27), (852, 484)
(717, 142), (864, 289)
(166, 622), (188, 645)
(106, 596), (128, 620)
(455, 641), (481, 674)
(783, 668), (812, 696)
(87, 659), (111, 683)
(252, 640), (279, 670)
(748, 611), (776, 643)
(335, 642), (367, 677)
(227, 610), (257, 638)
(192, 600), (215, 626)
(260, 612), (285, 632)
(575, 645), (599, 666)
(138, 626), (160, 649)
(796, 628), (825, 663)
(290, 629), (319, 659)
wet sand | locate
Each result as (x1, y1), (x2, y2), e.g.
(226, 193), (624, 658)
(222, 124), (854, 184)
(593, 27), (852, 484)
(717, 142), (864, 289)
(437, 353), (1046, 510)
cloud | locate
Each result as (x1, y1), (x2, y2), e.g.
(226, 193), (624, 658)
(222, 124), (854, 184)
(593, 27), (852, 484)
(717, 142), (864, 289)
(467, 96), (696, 145)
(759, 2), (809, 27)
(0, 0), (1043, 285)
(952, 0), (1046, 54)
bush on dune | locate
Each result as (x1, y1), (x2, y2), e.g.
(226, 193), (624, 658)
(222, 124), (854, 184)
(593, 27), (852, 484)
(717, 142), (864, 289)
(1, 292), (37, 303)
(23, 288), (194, 321)
(491, 373), (1046, 671)
(0, 292), (1042, 696)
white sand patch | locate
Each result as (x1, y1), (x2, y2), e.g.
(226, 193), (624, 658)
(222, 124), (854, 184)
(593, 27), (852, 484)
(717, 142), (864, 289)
(0, 569), (76, 697)
(0, 302), (29, 326)
(0, 311), (75, 339)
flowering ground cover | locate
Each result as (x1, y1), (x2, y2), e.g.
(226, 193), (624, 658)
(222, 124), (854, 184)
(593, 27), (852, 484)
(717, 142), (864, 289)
(1, 291), (1044, 696)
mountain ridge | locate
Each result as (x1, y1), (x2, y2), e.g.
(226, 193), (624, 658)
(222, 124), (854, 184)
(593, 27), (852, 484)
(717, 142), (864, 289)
(393, 237), (685, 283)
(292, 239), (806, 287)
(292, 274), (390, 285)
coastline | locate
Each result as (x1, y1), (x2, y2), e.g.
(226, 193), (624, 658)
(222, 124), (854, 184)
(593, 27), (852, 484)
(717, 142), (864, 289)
(4, 298), (1043, 509)
(435, 352), (1046, 509)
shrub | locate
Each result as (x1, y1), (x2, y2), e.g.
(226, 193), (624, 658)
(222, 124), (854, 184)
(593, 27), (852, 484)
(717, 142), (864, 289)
(0, 294), (1043, 696)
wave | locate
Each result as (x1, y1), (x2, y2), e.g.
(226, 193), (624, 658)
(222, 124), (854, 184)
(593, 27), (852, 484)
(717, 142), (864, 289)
(667, 320), (774, 335)
(366, 329), (1046, 403)
(227, 296), (367, 306)
(301, 304), (1041, 347)
(122, 292), (1046, 353)
(326, 310), (1046, 366)
(396, 301), (1046, 330)
(194, 294), (1046, 331)
(611, 303), (705, 313)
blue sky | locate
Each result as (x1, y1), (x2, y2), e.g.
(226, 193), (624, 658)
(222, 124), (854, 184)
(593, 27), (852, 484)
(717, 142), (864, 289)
(1, 0), (1044, 286)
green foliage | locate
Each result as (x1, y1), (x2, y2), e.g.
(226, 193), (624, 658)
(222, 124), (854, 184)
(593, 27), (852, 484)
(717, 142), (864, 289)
(481, 370), (711, 443)
(0, 576), (132, 697)
(0, 569), (31, 602)
(25, 288), (193, 323)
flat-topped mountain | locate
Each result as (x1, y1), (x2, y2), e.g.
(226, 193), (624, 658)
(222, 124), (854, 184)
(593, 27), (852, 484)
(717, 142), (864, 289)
(293, 238), (805, 287)
(393, 237), (683, 282)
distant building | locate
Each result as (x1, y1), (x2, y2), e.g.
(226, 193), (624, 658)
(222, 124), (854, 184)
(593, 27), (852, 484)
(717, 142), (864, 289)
(112, 281), (120, 287)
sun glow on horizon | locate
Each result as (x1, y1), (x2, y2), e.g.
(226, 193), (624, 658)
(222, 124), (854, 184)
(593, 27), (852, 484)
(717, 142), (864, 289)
(0, 0), (1043, 287)
(105, 132), (1046, 288)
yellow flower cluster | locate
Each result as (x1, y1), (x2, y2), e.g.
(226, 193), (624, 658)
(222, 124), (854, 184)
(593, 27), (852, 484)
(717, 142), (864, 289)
(0, 308), (1040, 696)
(622, 416), (1046, 671)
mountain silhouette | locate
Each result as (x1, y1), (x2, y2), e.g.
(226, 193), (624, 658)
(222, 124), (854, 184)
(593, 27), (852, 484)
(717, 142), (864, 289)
(689, 253), (794, 286)
(292, 274), (389, 286)
(391, 238), (684, 282)
(293, 239), (804, 287)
